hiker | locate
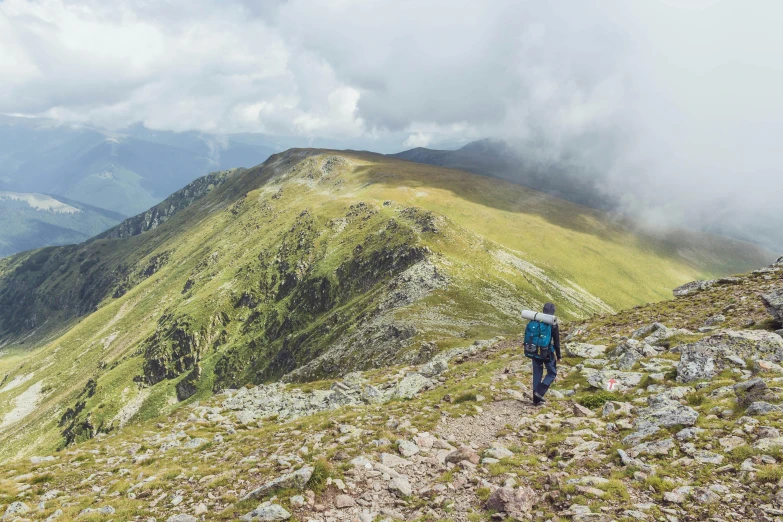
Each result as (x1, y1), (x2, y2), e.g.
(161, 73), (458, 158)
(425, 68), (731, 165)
(523, 302), (561, 405)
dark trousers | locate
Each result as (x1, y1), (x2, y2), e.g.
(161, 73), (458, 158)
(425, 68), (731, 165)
(532, 357), (557, 398)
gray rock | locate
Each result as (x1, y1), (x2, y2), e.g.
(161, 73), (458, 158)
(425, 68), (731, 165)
(335, 494), (355, 508)
(240, 503), (291, 521)
(419, 359), (448, 378)
(394, 373), (432, 399)
(673, 280), (715, 297)
(581, 368), (643, 391)
(361, 384), (384, 404)
(388, 477), (412, 496)
(663, 491), (686, 504)
(754, 437), (783, 451)
(675, 427), (704, 441)
(29, 455), (56, 464)
(484, 446), (514, 459)
(677, 330), (783, 382)
(636, 394), (699, 428)
(692, 487), (720, 503)
(735, 378), (778, 407)
(167, 516), (198, 522)
(241, 466), (314, 501)
(747, 401), (782, 415)
(445, 447), (480, 464)
(80, 506), (116, 516)
(762, 288), (783, 322)
(693, 450), (724, 465)
(704, 314), (726, 326)
(754, 360), (783, 373)
(397, 440), (419, 457)
(566, 343), (607, 358)
(485, 487), (536, 519)
(183, 437), (208, 449)
(3, 502), (30, 519)
(628, 438), (675, 457)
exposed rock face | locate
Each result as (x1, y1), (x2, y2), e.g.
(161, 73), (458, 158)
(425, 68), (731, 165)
(99, 169), (238, 240)
(677, 330), (783, 382)
(762, 288), (783, 322)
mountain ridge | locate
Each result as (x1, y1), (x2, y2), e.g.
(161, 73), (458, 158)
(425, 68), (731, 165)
(0, 148), (774, 464)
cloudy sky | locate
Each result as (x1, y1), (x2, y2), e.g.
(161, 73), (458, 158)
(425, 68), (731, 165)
(1, 0), (782, 247)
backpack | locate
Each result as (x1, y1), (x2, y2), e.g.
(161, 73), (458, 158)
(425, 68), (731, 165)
(524, 320), (553, 361)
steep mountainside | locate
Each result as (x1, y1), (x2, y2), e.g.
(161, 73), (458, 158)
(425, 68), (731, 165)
(0, 149), (772, 462)
(0, 192), (123, 257)
(0, 259), (780, 521)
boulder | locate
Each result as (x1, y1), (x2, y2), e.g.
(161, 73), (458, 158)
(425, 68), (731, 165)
(734, 379), (778, 407)
(241, 466), (314, 501)
(762, 289), (783, 322)
(747, 402), (782, 416)
(566, 343), (607, 358)
(755, 437), (783, 452)
(397, 440), (419, 457)
(334, 494), (355, 508)
(628, 438), (675, 457)
(484, 446), (514, 459)
(485, 486), (535, 519)
(3, 502), (30, 519)
(240, 503), (291, 521)
(636, 394), (699, 428)
(394, 373), (432, 399)
(388, 477), (412, 497)
(581, 368), (644, 391)
(754, 359), (783, 373)
(677, 330), (783, 382)
(445, 447), (480, 465)
(572, 403), (595, 418)
(167, 516), (198, 522)
(419, 359), (448, 378)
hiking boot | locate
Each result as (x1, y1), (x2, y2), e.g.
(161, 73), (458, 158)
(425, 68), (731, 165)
(534, 392), (547, 404)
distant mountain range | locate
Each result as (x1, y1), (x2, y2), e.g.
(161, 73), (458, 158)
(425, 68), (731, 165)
(0, 115), (276, 256)
(0, 191), (123, 257)
(391, 138), (613, 211)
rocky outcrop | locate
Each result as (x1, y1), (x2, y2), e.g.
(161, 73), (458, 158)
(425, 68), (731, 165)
(98, 169), (239, 240)
(762, 288), (783, 322)
(677, 330), (783, 382)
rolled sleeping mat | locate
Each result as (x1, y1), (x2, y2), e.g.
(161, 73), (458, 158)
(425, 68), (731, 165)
(521, 309), (557, 325)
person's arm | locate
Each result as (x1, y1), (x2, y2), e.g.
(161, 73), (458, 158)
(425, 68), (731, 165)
(553, 323), (561, 360)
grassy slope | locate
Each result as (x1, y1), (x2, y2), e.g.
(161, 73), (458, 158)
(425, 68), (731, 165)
(0, 149), (773, 461)
(0, 261), (779, 521)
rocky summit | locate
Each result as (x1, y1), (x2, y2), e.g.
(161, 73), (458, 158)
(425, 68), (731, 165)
(0, 253), (780, 521)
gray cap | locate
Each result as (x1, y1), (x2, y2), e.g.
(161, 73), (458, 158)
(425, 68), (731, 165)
(543, 302), (555, 315)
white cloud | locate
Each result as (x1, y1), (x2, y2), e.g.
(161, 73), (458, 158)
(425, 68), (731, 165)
(402, 132), (432, 149)
(1, 0), (782, 246)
